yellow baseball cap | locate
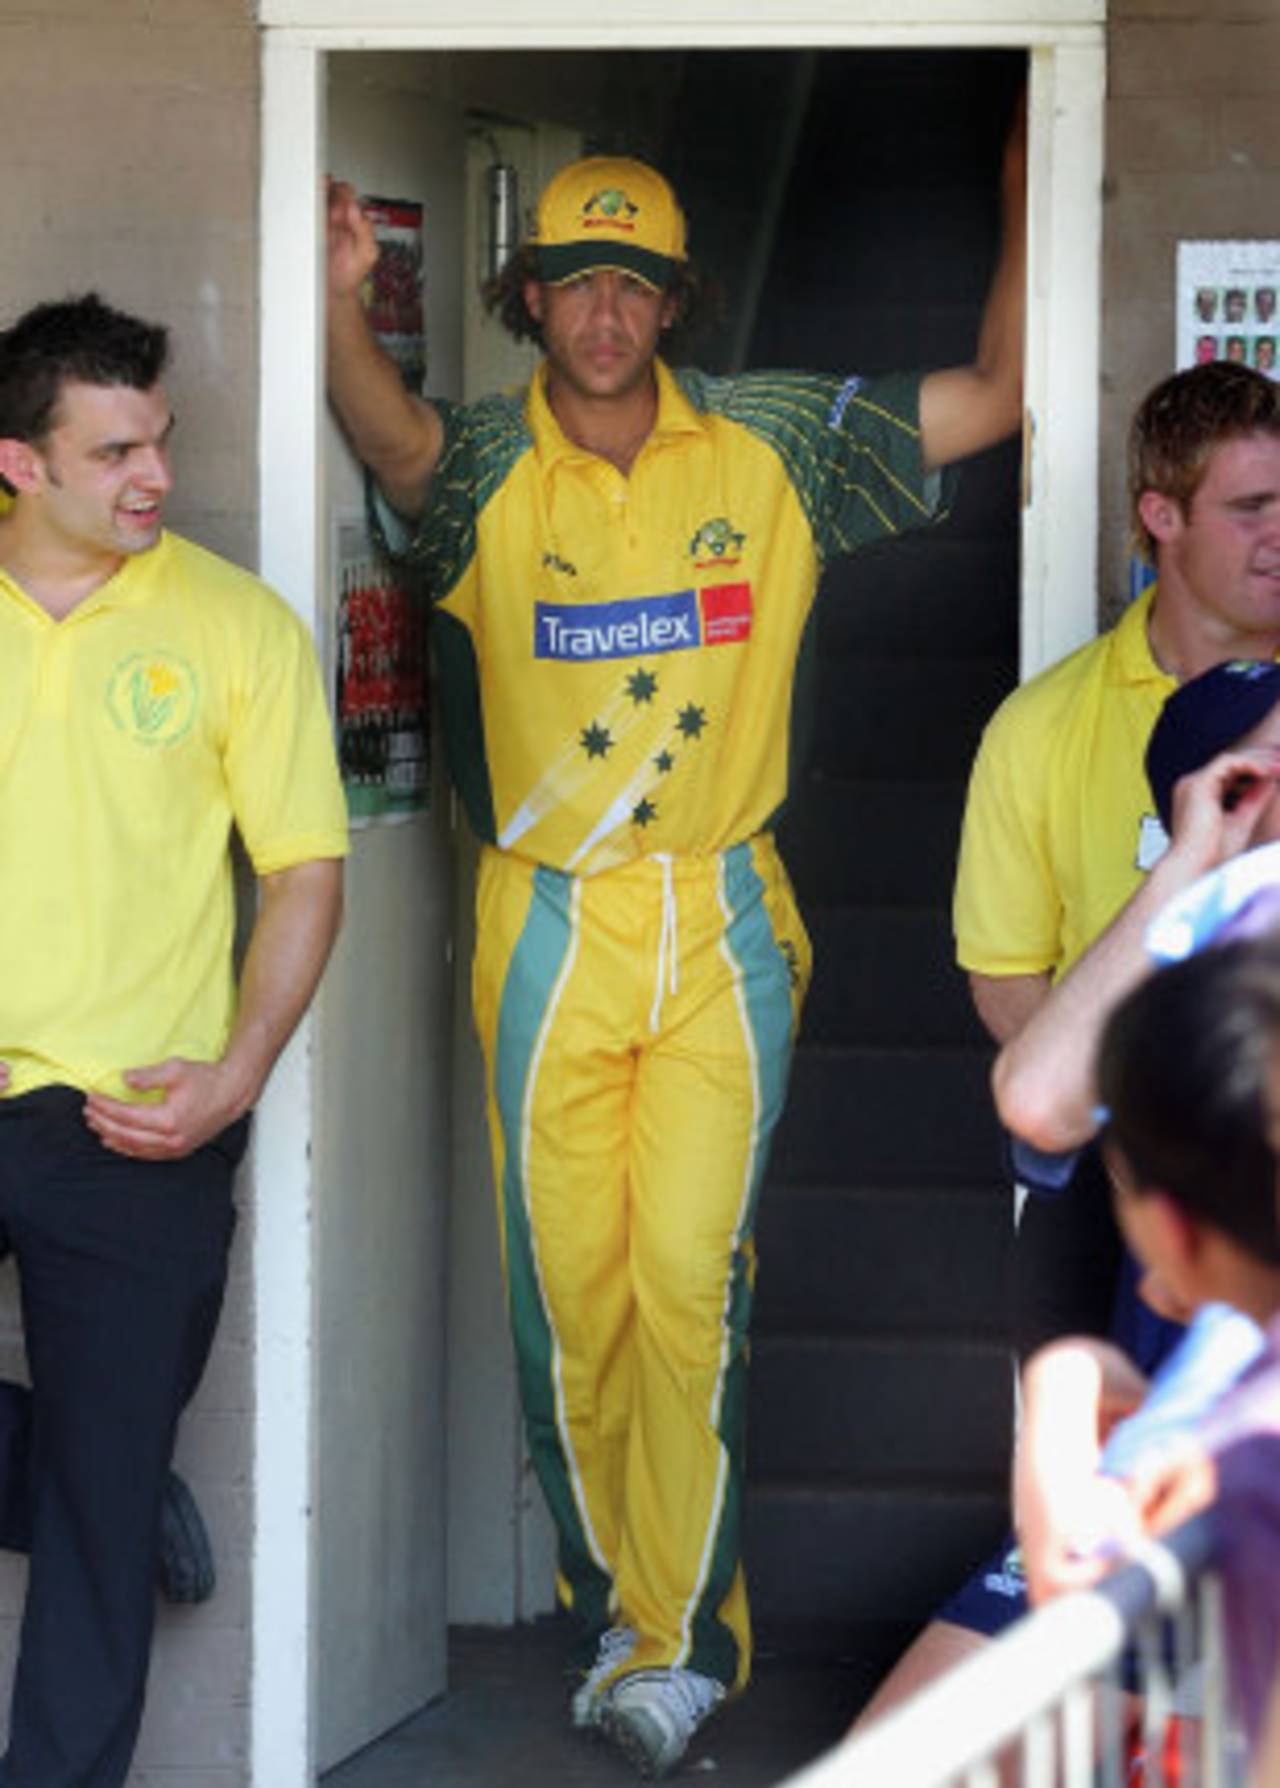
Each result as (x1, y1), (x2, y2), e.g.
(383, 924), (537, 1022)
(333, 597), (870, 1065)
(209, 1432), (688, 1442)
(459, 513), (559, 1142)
(531, 156), (687, 291)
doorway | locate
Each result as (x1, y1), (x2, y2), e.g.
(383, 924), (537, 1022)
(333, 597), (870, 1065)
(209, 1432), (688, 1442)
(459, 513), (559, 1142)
(256, 12), (1105, 1786)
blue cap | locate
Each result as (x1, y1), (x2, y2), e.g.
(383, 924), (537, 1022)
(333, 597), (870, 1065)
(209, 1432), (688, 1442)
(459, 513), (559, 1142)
(1145, 658), (1280, 833)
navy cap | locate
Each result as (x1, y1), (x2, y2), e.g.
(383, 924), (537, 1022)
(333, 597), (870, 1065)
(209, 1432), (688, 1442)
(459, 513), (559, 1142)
(1145, 658), (1280, 833)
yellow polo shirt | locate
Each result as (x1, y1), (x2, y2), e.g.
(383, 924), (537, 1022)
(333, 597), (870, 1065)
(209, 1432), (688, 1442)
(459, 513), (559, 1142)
(953, 588), (1175, 980)
(0, 531), (348, 1098)
(384, 359), (945, 875)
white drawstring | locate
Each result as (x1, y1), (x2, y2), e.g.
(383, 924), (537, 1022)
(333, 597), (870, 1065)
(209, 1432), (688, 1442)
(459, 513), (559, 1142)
(650, 853), (680, 1032)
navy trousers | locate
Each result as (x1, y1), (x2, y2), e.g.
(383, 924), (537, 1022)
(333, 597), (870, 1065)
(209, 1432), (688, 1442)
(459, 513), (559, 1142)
(0, 1088), (241, 1788)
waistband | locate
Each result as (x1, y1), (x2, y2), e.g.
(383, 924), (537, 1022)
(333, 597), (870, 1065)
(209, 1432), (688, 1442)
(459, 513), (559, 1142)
(0, 1085), (84, 1119)
(482, 832), (780, 889)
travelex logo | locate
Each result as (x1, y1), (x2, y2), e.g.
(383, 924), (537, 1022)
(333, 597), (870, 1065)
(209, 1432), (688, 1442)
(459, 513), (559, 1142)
(535, 585), (752, 661)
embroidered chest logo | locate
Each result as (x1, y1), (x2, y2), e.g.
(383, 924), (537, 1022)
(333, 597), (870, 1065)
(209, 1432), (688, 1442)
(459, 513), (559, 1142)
(105, 651), (199, 747)
(689, 516), (746, 569)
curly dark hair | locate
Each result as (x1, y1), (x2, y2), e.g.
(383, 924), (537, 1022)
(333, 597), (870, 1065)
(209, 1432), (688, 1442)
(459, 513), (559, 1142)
(482, 246), (717, 365)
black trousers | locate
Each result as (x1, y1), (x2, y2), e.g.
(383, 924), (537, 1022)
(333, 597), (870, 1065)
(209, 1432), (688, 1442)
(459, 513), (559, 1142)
(1010, 1142), (1123, 1362)
(0, 1088), (242, 1788)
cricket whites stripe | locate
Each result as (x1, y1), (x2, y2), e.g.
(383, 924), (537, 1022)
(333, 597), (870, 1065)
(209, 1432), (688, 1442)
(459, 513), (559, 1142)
(494, 870), (612, 1602)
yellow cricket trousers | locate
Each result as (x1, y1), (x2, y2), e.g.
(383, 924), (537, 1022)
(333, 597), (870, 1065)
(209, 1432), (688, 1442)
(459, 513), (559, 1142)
(472, 834), (810, 1692)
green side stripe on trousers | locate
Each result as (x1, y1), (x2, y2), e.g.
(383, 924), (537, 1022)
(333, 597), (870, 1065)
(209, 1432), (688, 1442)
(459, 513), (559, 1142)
(493, 866), (612, 1633)
(688, 840), (798, 1684)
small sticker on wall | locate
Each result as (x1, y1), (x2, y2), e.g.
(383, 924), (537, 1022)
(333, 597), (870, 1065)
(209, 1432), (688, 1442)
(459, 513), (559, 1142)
(1178, 241), (1280, 381)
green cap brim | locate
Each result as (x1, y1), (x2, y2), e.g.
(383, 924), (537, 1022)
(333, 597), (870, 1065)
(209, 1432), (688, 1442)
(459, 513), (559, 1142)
(534, 241), (676, 290)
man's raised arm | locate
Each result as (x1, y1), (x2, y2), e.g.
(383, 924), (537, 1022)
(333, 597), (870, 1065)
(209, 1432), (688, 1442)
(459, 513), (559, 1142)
(917, 98), (1027, 473)
(326, 179), (445, 521)
(994, 744), (1280, 1154)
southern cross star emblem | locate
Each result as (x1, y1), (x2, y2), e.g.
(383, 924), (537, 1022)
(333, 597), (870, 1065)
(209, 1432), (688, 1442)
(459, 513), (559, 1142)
(632, 797), (658, 827)
(580, 721), (614, 759)
(676, 703), (707, 740)
(626, 668), (659, 705)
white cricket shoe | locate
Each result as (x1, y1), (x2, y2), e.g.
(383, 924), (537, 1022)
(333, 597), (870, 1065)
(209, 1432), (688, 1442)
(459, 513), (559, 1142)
(599, 1666), (726, 1778)
(570, 1624), (636, 1729)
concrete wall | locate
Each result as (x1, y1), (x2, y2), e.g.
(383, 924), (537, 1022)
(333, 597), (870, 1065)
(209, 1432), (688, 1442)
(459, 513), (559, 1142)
(0, 2), (259, 1782)
(1100, 0), (1280, 621)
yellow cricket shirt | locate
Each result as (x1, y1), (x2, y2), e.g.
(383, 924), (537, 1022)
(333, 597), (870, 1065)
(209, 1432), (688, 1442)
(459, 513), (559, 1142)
(953, 588), (1176, 980)
(380, 358), (946, 874)
(0, 531), (349, 1099)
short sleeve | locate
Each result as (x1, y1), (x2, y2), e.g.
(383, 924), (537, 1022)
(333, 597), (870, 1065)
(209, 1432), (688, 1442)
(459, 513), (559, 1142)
(223, 600), (349, 874)
(704, 368), (954, 569)
(812, 370), (955, 561)
(953, 699), (1063, 977)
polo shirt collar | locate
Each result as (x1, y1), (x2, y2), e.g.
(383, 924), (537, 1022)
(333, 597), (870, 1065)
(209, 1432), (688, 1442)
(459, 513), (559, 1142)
(1111, 584), (1172, 688)
(0, 533), (169, 624)
(527, 357), (707, 471)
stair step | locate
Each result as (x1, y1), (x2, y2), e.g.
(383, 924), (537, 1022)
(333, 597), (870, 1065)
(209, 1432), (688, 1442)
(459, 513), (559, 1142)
(779, 778), (966, 908)
(811, 653), (1014, 780)
(748, 1335), (1012, 1484)
(812, 533), (1020, 657)
(803, 905), (986, 1047)
(744, 1483), (1010, 1626)
(754, 1182), (1010, 1336)
(771, 1045), (1003, 1186)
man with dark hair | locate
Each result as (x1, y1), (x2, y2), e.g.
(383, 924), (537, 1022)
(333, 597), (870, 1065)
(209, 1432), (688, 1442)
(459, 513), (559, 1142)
(326, 132), (1025, 1776)
(0, 292), (167, 470)
(0, 293), (348, 1787)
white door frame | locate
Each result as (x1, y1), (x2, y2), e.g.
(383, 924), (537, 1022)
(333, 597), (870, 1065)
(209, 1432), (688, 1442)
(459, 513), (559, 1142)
(255, 7), (1105, 1782)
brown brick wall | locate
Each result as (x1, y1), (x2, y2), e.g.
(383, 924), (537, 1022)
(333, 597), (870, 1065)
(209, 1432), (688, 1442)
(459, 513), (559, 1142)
(1102, 2), (1280, 620)
(0, 3), (259, 1783)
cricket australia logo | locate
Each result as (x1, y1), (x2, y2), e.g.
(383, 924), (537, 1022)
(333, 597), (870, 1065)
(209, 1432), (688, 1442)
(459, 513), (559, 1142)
(105, 650), (199, 747)
(689, 516), (746, 569)
(582, 188), (639, 231)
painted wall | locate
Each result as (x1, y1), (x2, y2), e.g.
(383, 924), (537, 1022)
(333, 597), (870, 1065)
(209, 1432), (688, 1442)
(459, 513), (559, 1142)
(0, 1), (260, 1782)
(1100, 0), (1280, 621)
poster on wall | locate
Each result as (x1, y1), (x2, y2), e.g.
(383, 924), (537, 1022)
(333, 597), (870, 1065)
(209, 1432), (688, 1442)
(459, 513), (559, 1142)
(1177, 241), (1279, 380)
(334, 513), (430, 826)
(362, 195), (427, 392)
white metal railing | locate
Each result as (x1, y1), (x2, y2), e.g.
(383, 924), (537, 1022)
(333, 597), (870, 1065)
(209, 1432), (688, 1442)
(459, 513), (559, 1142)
(781, 1513), (1250, 1788)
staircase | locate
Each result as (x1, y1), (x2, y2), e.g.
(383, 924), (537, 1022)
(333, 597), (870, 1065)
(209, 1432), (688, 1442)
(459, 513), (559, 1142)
(722, 49), (1028, 1674)
(747, 529), (1019, 1671)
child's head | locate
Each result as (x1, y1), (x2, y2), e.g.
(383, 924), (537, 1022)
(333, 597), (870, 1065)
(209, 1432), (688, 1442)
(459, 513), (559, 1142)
(1146, 658), (1280, 835)
(1098, 937), (1280, 1279)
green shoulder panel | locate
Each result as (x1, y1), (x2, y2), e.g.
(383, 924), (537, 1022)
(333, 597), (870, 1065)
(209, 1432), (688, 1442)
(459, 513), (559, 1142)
(675, 366), (951, 567)
(367, 388), (533, 601)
